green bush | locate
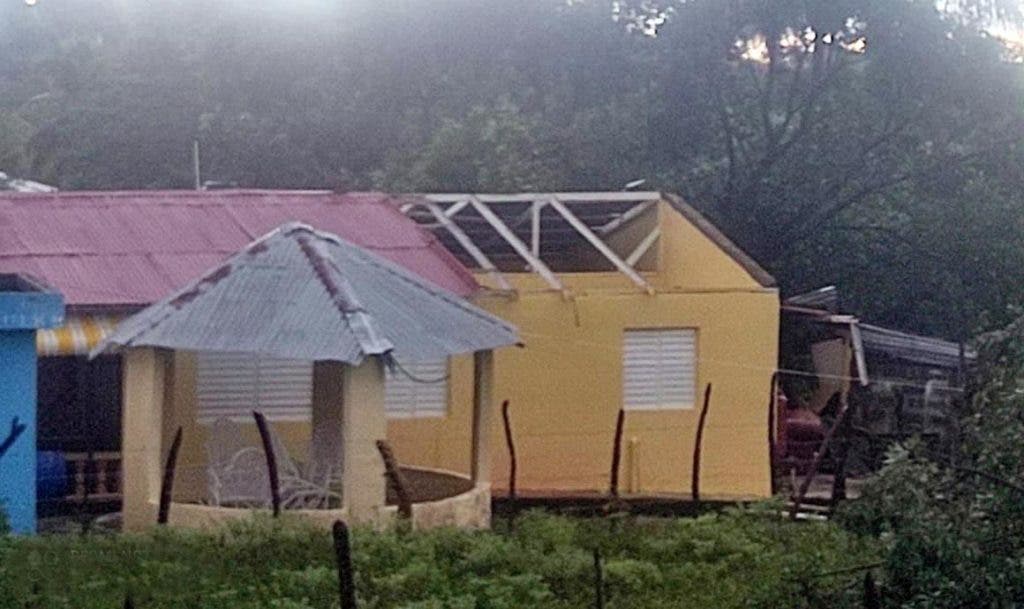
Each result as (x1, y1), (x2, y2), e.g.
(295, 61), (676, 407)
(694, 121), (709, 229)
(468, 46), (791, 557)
(0, 510), (877, 609)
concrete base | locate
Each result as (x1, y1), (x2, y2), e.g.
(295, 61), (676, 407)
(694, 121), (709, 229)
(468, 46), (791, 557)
(155, 468), (490, 532)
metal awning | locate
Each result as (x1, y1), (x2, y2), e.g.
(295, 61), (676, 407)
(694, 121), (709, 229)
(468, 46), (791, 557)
(37, 315), (119, 357)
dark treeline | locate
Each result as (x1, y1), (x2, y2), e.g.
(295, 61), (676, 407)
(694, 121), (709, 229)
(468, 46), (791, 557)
(2, 0), (1024, 338)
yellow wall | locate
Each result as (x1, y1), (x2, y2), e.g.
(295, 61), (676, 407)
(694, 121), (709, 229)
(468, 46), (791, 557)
(390, 200), (780, 499)
(160, 199), (779, 501)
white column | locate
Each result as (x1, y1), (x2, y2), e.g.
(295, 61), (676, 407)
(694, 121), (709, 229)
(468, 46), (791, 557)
(121, 347), (166, 531)
(341, 358), (387, 523)
(471, 350), (495, 484)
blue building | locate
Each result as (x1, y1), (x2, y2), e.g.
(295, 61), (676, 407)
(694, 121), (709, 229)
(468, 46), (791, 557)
(0, 274), (63, 533)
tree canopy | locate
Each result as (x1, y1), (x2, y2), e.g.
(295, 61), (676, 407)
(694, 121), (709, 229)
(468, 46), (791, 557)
(1, 0), (1023, 337)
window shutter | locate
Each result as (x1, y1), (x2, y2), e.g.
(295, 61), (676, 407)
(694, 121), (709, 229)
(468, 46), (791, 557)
(623, 329), (697, 410)
(385, 358), (448, 419)
(196, 352), (313, 423)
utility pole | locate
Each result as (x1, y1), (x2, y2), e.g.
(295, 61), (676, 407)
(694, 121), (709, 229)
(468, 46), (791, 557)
(192, 140), (202, 190)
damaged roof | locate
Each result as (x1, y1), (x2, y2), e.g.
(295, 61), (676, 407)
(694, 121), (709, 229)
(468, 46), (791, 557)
(858, 323), (970, 369)
(95, 223), (518, 363)
(0, 190), (477, 309)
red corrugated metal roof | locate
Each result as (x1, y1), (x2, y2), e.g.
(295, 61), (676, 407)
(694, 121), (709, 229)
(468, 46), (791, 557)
(0, 190), (478, 308)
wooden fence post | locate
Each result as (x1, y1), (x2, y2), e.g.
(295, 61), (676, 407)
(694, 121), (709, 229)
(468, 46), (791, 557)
(609, 409), (626, 499)
(768, 373), (779, 496)
(157, 427), (183, 525)
(375, 440), (412, 521)
(253, 411), (281, 518)
(691, 384), (712, 504)
(863, 572), (881, 609)
(592, 548), (605, 609)
(332, 520), (358, 609)
(501, 400), (517, 502)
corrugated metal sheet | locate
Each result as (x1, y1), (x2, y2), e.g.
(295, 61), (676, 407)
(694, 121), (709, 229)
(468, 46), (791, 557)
(859, 323), (971, 369)
(95, 223), (518, 364)
(0, 190), (478, 307)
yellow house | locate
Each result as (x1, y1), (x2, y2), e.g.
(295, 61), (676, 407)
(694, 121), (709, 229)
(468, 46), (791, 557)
(393, 192), (779, 500)
(20, 190), (776, 529)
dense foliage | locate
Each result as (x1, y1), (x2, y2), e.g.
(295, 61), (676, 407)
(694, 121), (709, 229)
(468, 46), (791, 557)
(837, 315), (1024, 608)
(0, 510), (877, 609)
(2, 1), (1024, 336)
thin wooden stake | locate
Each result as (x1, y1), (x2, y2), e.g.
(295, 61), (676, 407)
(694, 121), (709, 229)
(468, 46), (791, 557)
(0, 416), (26, 461)
(253, 411), (281, 518)
(157, 426), (183, 525)
(376, 440), (412, 521)
(789, 401), (850, 520)
(863, 572), (881, 609)
(609, 409), (626, 498)
(768, 373), (779, 496)
(332, 520), (358, 609)
(592, 548), (606, 609)
(501, 400), (517, 501)
(691, 384), (712, 504)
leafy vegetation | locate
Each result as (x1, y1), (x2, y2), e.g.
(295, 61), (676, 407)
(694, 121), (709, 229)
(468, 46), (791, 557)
(0, 510), (877, 609)
(836, 314), (1024, 608)
(2, 1), (1024, 336)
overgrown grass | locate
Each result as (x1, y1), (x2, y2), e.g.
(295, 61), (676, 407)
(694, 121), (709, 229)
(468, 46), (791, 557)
(0, 507), (878, 609)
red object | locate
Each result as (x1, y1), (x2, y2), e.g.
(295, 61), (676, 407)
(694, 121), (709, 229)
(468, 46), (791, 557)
(0, 190), (477, 307)
(776, 391), (826, 465)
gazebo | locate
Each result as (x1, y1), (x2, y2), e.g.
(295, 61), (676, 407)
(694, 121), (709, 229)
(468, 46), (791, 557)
(95, 222), (518, 531)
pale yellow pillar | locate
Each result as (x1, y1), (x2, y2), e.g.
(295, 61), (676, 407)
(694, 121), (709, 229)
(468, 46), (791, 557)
(341, 357), (387, 523)
(310, 361), (345, 485)
(121, 347), (167, 531)
(471, 350), (495, 484)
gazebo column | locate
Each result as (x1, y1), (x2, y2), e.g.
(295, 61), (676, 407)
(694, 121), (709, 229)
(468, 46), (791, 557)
(471, 350), (495, 485)
(121, 347), (167, 531)
(341, 358), (387, 523)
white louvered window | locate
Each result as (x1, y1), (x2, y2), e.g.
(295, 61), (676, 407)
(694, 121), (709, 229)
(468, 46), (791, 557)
(623, 329), (697, 410)
(196, 351), (313, 423)
(385, 358), (449, 419)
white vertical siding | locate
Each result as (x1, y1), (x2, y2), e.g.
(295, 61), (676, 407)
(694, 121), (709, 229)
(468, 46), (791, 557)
(196, 351), (313, 422)
(385, 358), (448, 419)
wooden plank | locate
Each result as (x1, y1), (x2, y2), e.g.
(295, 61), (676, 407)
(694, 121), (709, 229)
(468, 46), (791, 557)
(467, 196), (566, 293)
(442, 199), (471, 217)
(531, 201), (543, 258)
(626, 226), (660, 267)
(547, 196), (654, 294)
(598, 201), (654, 235)
(425, 192), (662, 204)
(420, 202), (513, 291)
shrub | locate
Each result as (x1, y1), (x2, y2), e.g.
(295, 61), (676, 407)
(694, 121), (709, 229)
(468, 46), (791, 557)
(0, 509), (876, 609)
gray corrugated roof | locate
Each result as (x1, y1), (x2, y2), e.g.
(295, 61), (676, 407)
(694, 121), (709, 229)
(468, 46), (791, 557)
(94, 222), (518, 363)
(858, 323), (971, 369)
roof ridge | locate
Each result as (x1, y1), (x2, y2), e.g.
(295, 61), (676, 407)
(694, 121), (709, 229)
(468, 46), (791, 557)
(293, 228), (394, 358)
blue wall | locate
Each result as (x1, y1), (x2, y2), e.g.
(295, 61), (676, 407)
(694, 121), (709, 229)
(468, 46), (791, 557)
(0, 330), (38, 533)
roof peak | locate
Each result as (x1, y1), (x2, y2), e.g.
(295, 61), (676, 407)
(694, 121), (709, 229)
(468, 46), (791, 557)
(95, 222), (517, 364)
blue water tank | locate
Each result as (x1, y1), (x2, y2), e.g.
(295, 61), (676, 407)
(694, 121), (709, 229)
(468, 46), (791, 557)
(36, 451), (68, 500)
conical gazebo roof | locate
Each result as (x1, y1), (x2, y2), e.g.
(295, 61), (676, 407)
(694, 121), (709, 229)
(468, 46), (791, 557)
(95, 222), (518, 363)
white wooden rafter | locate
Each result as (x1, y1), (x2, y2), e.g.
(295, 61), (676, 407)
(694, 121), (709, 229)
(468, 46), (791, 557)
(466, 196), (566, 294)
(546, 196), (655, 294)
(598, 201), (655, 235)
(419, 201), (513, 291)
(530, 200), (544, 258)
(626, 226), (661, 267)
